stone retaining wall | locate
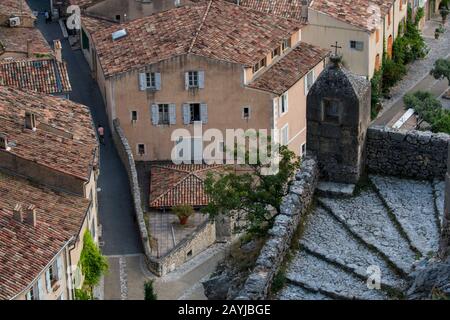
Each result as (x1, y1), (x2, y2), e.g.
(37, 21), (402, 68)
(367, 126), (450, 180)
(236, 155), (319, 300)
(112, 119), (216, 276)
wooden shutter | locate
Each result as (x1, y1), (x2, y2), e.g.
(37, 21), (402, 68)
(37, 278), (44, 299)
(198, 71), (205, 89)
(151, 104), (159, 125)
(45, 270), (51, 292)
(155, 72), (161, 90)
(139, 73), (146, 91)
(183, 104), (190, 124)
(169, 104), (176, 125)
(184, 72), (189, 90)
(200, 103), (208, 124)
(56, 256), (63, 281)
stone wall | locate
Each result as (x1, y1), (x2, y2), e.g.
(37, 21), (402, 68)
(367, 126), (450, 180)
(112, 119), (216, 276)
(157, 221), (216, 276)
(236, 155), (319, 299)
(112, 119), (152, 258)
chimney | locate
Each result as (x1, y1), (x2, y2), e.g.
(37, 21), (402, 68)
(27, 39), (32, 58)
(25, 112), (37, 131)
(0, 132), (10, 151)
(25, 204), (37, 227)
(53, 40), (62, 63)
(13, 204), (23, 223)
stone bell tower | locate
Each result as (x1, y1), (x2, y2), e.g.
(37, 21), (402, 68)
(306, 53), (371, 184)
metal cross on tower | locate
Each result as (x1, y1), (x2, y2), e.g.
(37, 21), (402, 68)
(331, 41), (342, 55)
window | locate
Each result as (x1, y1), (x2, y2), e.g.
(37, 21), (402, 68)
(115, 14), (121, 21)
(131, 110), (138, 122)
(242, 107), (250, 119)
(190, 103), (201, 122)
(323, 98), (341, 123)
(158, 104), (169, 125)
(271, 46), (281, 58)
(375, 53), (381, 71)
(252, 57), (267, 73)
(138, 144), (145, 156)
(376, 29), (380, 43)
(388, 12), (391, 26)
(305, 70), (315, 94)
(26, 287), (34, 300)
(188, 71), (199, 88)
(146, 72), (156, 88)
(281, 125), (289, 146)
(399, 0), (403, 11)
(281, 38), (291, 51)
(301, 143), (306, 157)
(350, 40), (364, 51)
(280, 93), (288, 114)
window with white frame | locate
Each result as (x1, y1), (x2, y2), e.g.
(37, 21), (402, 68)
(281, 124), (289, 146)
(242, 106), (251, 119)
(158, 104), (170, 125)
(131, 110), (138, 122)
(139, 72), (161, 91)
(280, 93), (288, 115)
(305, 70), (315, 94)
(26, 286), (35, 300)
(146, 72), (156, 88)
(188, 71), (199, 87)
(350, 40), (364, 51)
(281, 38), (291, 51)
(301, 143), (306, 157)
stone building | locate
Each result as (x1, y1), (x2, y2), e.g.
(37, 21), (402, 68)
(306, 55), (371, 184)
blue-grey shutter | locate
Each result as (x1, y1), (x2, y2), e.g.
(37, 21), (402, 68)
(169, 104), (176, 125)
(139, 73), (146, 91)
(198, 71), (205, 89)
(56, 256), (63, 281)
(37, 278), (43, 299)
(45, 270), (51, 292)
(200, 103), (208, 124)
(26, 290), (32, 300)
(151, 104), (159, 125)
(155, 72), (161, 90)
(183, 104), (190, 124)
(184, 72), (189, 90)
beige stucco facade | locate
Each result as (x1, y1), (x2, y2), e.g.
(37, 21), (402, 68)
(303, 0), (407, 79)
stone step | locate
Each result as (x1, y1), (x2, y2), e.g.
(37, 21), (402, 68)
(318, 191), (417, 275)
(370, 175), (440, 257)
(285, 251), (388, 300)
(432, 179), (446, 231)
(277, 284), (332, 300)
(316, 181), (355, 198)
(300, 207), (407, 291)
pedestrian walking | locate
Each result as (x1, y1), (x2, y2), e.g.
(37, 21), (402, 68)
(98, 124), (105, 145)
(44, 11), (50, 24)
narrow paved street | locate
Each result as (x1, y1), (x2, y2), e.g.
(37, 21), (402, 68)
(374, 18), (450, 126)
(28, 0), (146, 300)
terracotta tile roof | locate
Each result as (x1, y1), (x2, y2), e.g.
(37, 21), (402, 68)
(149, 164), (224, 208)
(0, 172), (89, 300)
(0, 0), (35, 19)
(92, 0), (304, 77)
(248, 42), (328, 94)
(0, 58), (71, 94)
(236, 0), (304, 20)
(69, 0), (105, 9)
(0, 27), (52, 57)
(0, 86), (98, 181)
(81, 15), (116, 35)
(310, 0), (394, 32)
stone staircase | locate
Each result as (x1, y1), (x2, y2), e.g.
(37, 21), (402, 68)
(277, 175), (445, 300)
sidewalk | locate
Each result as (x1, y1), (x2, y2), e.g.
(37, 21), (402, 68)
(374, 17), (450, 125)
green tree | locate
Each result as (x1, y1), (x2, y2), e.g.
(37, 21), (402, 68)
(202, 145), (300, 235)
(80, 230), (109, 296)
(430, 58), (450, 85)
(144, 280), (157, 300)
(403, 91), (450, 134)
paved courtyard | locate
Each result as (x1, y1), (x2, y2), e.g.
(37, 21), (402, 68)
(278, 175), (444, 300)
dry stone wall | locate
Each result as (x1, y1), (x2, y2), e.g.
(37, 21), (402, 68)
(366, 126), (450, 180)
